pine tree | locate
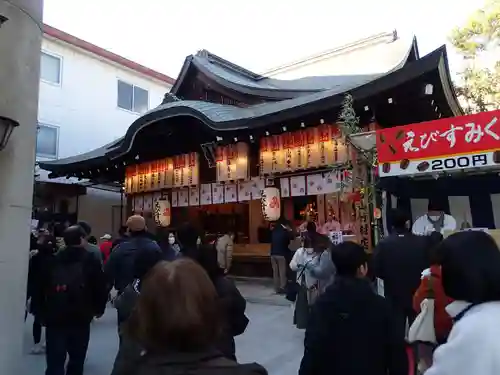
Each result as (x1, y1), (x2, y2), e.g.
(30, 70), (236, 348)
(449, 0), (500, 113)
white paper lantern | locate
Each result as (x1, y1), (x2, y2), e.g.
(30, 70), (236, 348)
(154, 198), (171, 227)
(261, 187), (281, 221)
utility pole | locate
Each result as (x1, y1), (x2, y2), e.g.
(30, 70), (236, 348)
(0, 0), (43, 372)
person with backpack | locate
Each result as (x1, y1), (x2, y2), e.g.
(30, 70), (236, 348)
(43, 225), (108, 375)
(104, 215), (163, 331)
(111, 249), (165, 375)
(104, 215), (162, 295)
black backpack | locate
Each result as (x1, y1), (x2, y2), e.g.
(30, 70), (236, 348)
(47, 253), (90, 322)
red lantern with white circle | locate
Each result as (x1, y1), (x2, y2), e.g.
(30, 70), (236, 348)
(261, 187), (281, 222)
(154, 198), (171, 227)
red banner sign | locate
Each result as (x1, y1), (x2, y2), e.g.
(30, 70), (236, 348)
(377, 110), (500, 163)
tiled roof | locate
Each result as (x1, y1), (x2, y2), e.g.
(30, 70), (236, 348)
(39, 44), (460, 172)
(172, 31), (416, 99)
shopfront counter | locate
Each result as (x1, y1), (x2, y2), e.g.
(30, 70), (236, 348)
(231, 243), (272, 277)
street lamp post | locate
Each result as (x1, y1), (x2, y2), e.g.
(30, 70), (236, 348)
(0, 115), (19, 151)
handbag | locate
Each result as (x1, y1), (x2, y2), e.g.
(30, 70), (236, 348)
(408, 277), (437, 344)
(285, 264), (307, 302)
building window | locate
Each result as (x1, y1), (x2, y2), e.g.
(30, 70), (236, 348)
(40, 52), (62, 85)
(117, 80), (149, 113)
(36, 124), (59, 158)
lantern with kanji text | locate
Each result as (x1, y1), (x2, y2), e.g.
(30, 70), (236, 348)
(154, 198), (171, 227)
(261, 187), (281, 222)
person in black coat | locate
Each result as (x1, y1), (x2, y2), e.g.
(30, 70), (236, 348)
(176, 222), (201, 261)
(197, 244), (248, 361)
(270, 218), (293, 293)
(43, 225), (108, 375)
(299, 242), (408, 375)
(27, 232), (56, 354)
(372, 209), (430, 339)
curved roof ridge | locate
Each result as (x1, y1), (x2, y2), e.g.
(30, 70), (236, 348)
(196, 49), (263, 80)
(261, 30), (399, 77)
(188, 34), (417, 99)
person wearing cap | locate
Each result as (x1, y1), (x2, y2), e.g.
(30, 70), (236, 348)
(99, 234), (113, 264)
(412, 197), (457, 236)
(77, 221), (104, 265)
(104, 215), (162, 298)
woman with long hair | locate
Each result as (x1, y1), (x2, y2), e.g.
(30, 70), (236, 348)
(112, 259), (266, 375)
(426, 231), (500, 375)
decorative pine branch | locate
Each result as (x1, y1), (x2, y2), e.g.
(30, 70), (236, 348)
(338, 93), (361, 137)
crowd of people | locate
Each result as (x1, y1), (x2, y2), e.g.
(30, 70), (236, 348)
(267, 204), (500, 375)
(25, 205), (500, 375)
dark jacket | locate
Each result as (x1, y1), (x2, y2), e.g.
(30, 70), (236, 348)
(213, 276), (248, 359)
(158, 241), (178, 262)
(85, 242), (104, 265)
(104, 233), (162, 293)
(112, 236), (128, 250)
(43, 246), (108, 326)
(111, 348), (267, 375)
(270, 224), (291, 257)
(372, 231), (430, 310)
(115, 280), (140, 325)
(196, 244), (249, 359)
(27, 247), (54, 316)
(299, 277), (408, 375)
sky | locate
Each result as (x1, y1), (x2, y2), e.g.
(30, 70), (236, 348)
(42, 0), (485, 80)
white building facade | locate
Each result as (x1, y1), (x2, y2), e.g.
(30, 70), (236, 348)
(36, 25), (174, 237)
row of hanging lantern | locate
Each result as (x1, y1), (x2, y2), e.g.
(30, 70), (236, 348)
(147, 187), (281, 226)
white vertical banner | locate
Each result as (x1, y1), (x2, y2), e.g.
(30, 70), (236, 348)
(290, 176), (306, 196)
(189, 187), (200, 206)
(251, 177), (265, 200)
(224, 183), (237, 203)
(280, 177), (290, 198)
(212, 183), (224, 204)
(238, 181), (252, 202)
(178, 189), (189, 207)
(200, 184), (212, 205)
(171, 191), (178, 207)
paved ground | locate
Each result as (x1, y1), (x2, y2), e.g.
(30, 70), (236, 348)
(22, 282), (304, 375)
